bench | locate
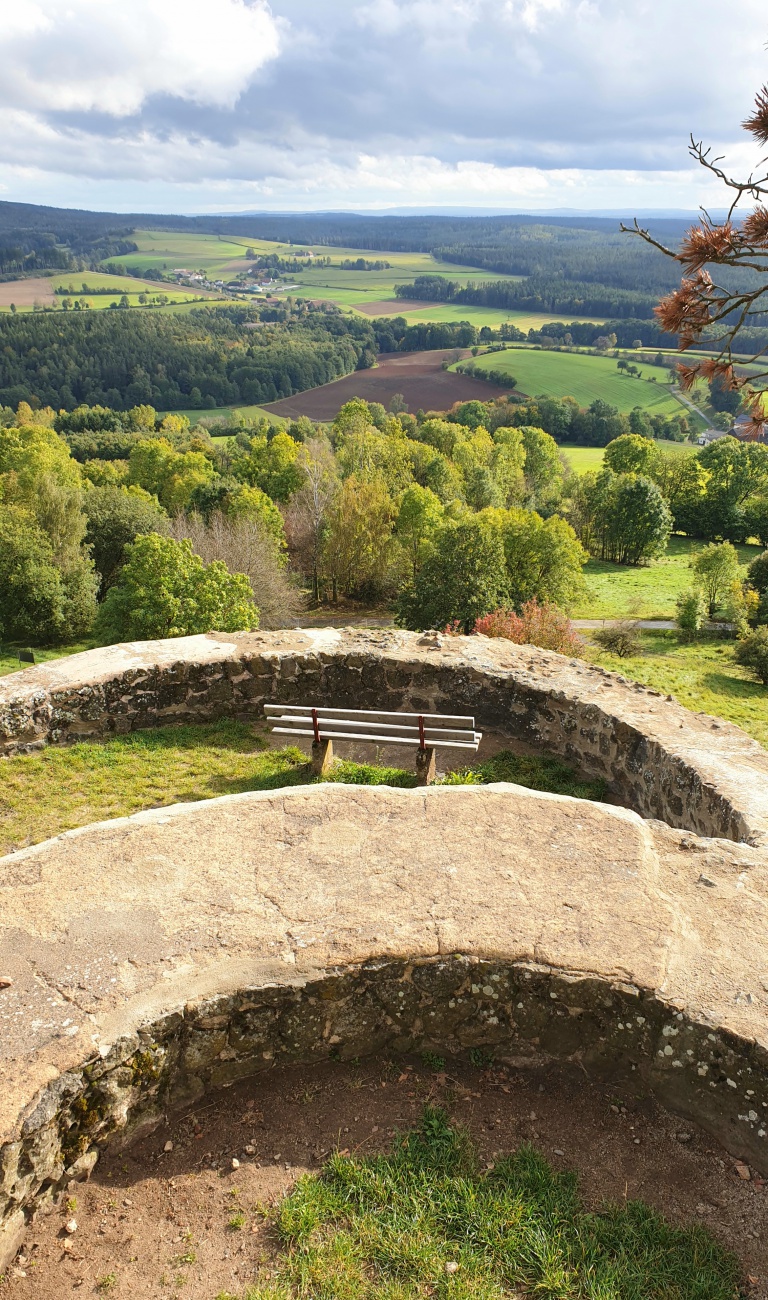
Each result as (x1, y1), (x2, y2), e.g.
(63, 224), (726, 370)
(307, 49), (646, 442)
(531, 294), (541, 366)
(264, 704), (482, 785)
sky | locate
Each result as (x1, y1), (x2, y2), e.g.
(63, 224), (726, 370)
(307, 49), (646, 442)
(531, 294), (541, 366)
(0, 0), (766, 215)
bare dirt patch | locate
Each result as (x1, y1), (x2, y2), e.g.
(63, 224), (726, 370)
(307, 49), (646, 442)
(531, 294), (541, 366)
(3, 1055), (766, 1299)
(355, 298), (437, 315)
(262, 348), (503, 419)
(0, 278), (55, 309)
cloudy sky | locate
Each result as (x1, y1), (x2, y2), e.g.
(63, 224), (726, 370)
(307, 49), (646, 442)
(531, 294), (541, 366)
(0, 0), (766, 214)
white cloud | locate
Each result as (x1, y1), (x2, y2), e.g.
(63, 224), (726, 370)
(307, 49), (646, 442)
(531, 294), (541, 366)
(0, 0), (281, 116)
(1, 0), (768, 211)
(503, 0), (566, 32)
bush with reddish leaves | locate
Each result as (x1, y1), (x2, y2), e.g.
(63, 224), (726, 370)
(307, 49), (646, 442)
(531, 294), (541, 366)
(473, 599), (581, 656)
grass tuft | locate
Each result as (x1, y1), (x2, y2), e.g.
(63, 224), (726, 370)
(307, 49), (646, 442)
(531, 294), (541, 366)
(234, 1106), (740, 1299)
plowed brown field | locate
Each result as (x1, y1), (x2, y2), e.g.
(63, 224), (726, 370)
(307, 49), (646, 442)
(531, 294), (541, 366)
(0, 277), (56, 308)
(262, 348), (504, 419)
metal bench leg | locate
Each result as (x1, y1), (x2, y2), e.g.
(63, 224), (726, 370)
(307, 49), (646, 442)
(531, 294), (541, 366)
(311, 737), (334, 777)
(415, 745), (436, 786)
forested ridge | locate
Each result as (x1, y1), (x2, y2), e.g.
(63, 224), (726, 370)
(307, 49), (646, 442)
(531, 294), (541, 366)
(395, 273), (662, 319)
(0, 303), (376, 410)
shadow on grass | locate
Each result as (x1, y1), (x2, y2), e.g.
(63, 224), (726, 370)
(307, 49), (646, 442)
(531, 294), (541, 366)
(699, 671), (766, 701)
(111, 719), (268, 754)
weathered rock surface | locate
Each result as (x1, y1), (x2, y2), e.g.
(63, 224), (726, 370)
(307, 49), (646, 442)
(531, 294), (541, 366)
(2, 628), (768, 1268)
(1, 628), (767, 842)
(1, 780), (768, 1267)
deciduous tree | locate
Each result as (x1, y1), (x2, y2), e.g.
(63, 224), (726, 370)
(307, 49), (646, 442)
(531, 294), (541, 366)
(95, 534), (259, 643)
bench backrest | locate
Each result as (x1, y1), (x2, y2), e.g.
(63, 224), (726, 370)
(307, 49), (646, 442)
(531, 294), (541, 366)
(264, 704), (481, 751)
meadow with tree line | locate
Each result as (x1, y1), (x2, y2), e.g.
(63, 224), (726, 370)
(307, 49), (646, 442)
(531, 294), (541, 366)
(4, 389), (768, 680)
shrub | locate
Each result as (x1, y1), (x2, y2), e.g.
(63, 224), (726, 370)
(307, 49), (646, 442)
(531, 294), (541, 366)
(94, 533), (259, 644)
(474, 599), (581, 655)
(735, 627), (768, 685)
(692, 542), (741, 619)
(675, 589), (706, 641)
(592, 620), (642, 657)
(747, 549), (768, 594)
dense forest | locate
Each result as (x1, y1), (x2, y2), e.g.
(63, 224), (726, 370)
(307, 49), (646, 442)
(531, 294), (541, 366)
(0, 303), (376, 410)
(395, 273), (661, 319)
(0, 202), (692, 291)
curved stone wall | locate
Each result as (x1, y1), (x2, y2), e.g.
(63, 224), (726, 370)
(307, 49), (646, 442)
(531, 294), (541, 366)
(1, 628), (768, 843)
(1, 781), (768, 1267)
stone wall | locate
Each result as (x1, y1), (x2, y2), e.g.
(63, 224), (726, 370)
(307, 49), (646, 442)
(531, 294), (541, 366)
(3, 630), (768, 1267)
(1, 780), (768, 1267)
(1, 628), (768, 842)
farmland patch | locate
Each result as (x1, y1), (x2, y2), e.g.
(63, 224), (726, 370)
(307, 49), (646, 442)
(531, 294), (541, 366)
(262, 348), (502, 419)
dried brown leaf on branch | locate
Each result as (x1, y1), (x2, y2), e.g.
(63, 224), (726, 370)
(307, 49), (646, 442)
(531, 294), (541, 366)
(697, 358), (738, 387)
(676, 221), (736, 271)
(741, 206), (768, 245)
(676, 363), (703, 392)
(654, 274), (715, 343)
(743, 85), (768, 146)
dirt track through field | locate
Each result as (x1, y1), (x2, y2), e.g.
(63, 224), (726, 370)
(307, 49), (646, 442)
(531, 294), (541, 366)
(262, 348), (504, 419)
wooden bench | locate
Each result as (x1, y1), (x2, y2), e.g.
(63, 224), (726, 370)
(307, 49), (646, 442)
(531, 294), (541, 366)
(264, 704), (482, 785)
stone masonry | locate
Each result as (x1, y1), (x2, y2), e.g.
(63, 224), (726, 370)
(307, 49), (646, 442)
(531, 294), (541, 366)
(1, 628), (768, 842)
(1, 630), (768, 1267)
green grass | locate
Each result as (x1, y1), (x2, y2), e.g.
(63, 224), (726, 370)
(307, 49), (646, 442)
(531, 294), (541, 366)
(168, 404), (288, 427)
(587, 630), (768, 748)
(0, 641), (94, 677)
(559, 441), (690, 475)
(572, 537), (762, 620)
(386, 303), (606, 330)
(457, 348), (695, 419)
(234, 1105), (739, 1300)
(0, 722), (601, 855)
(0, 269), (210, 313)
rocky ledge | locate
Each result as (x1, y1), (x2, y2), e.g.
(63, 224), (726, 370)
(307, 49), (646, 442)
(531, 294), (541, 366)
(1, 781), (767, 1267)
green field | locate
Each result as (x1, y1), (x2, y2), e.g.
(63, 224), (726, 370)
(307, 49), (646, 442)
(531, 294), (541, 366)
(0, 268), (213, 313)
(459, 348), (699, 420)
(367, 302), (606, 330)
(559, 440), (690, 474)
(0, 721), (600, 854)
(572, 537), (762, 619)
(103, 229), (256, 277)
(103, 230), (607, 337)
(168, 403), (287, 428)
(587, 630), (768, 748)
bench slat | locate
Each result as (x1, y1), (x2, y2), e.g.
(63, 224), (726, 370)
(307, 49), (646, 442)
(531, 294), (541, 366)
(264, 704), (475, 729)
(271, 727), (481, 749)
(270, 716), (477, 745)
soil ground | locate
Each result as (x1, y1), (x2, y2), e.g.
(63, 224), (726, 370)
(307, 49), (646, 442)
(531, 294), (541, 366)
(2, 1056), (766, 1299)
(261, 349), (505, 420)
(0, 278), (56, 308)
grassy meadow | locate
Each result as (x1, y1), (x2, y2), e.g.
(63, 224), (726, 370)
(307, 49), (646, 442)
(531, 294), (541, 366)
(169, 404), (288, 428)
(0, 268), (213, 313)
(573, 536), (762, 619)
(558, 440), (689, 475)
(458, 347), (697, 419)
(100, 229), (608, 335)
(586, 631), (768, 748)
(378, 302), (607, 330)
